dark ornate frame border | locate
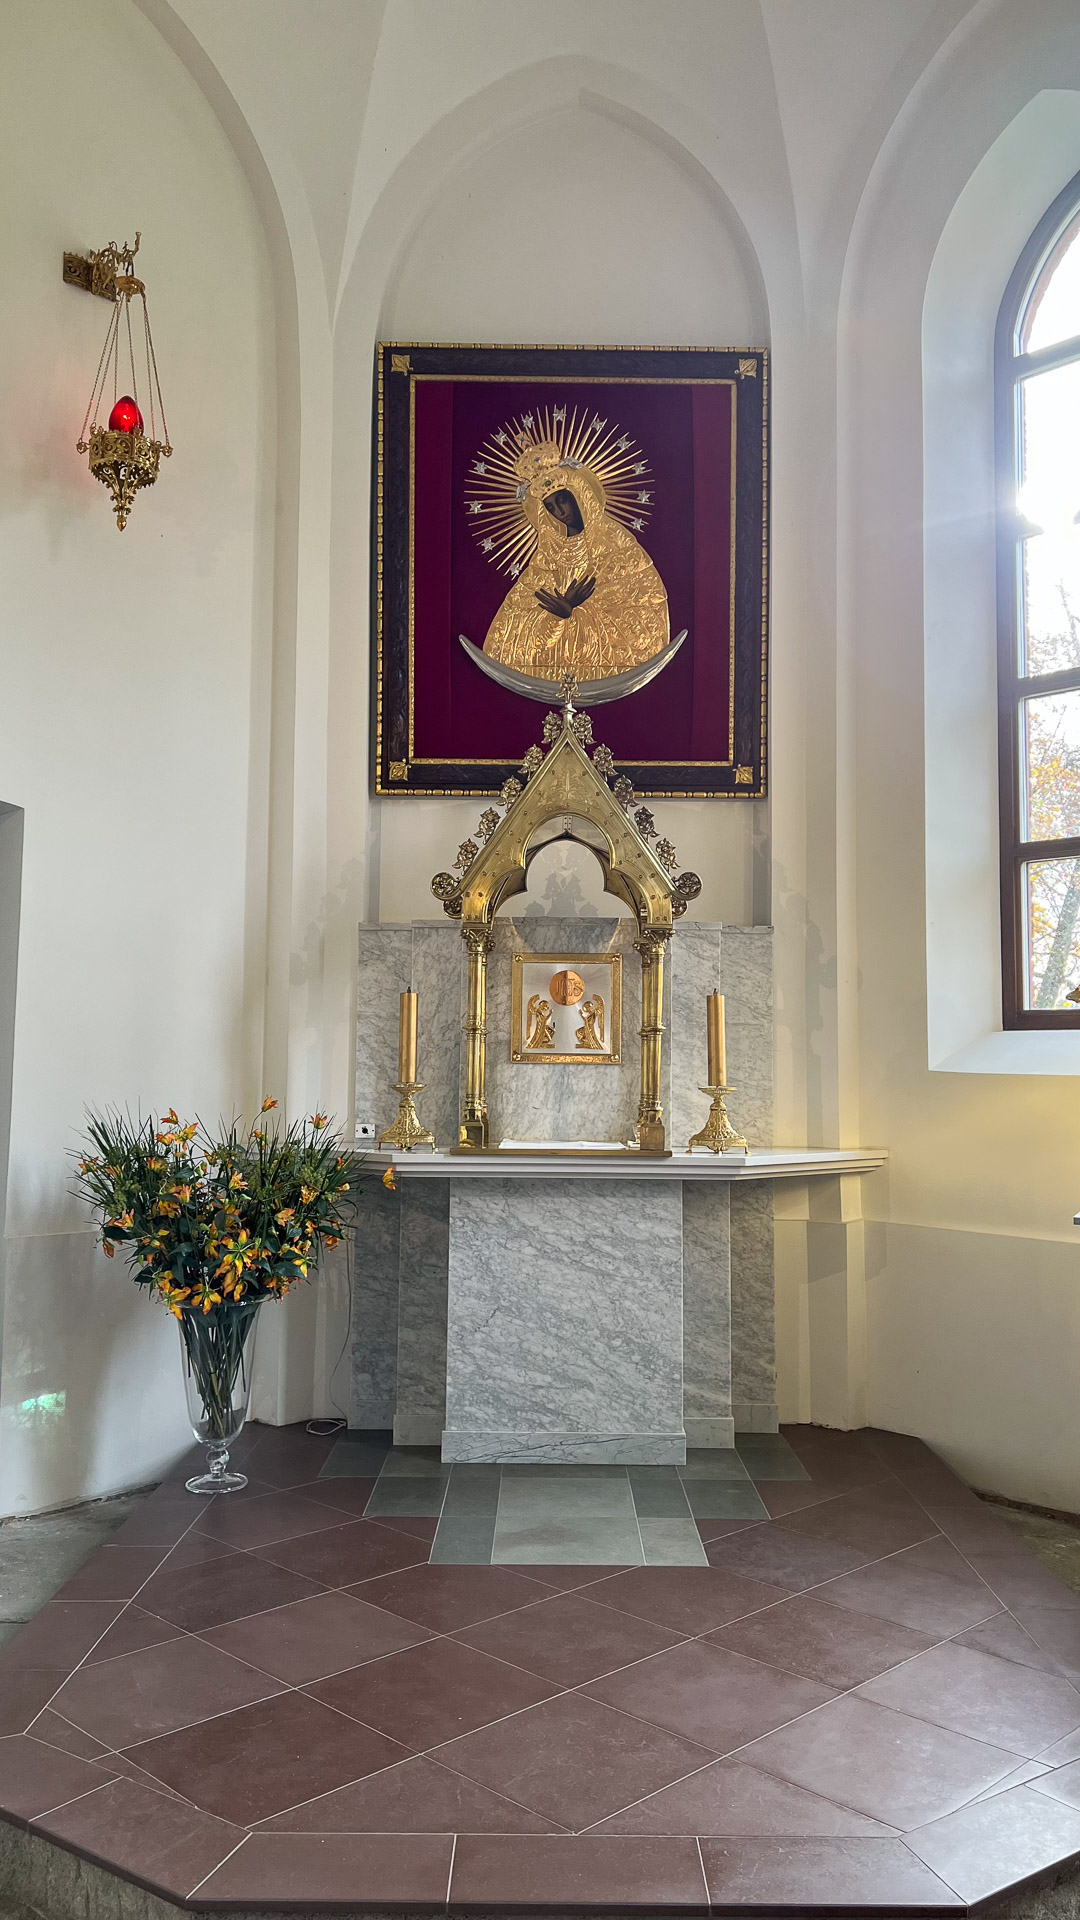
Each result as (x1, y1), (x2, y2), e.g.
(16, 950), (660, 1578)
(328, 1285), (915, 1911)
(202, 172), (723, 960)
(372, 342), (770, 798)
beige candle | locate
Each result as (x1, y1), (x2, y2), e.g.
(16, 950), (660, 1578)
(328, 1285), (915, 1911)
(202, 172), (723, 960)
(398, 990), (418, 1084)
(707, 991), (726, 1086)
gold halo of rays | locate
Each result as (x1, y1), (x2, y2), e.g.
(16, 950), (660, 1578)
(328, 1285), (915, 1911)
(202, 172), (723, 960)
(464, 404), (655, 578)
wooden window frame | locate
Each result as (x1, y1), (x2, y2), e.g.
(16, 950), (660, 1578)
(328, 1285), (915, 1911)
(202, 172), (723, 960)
(996, 166), (1080, 1027)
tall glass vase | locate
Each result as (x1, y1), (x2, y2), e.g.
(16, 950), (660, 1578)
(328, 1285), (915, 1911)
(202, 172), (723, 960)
(178, 1299), (261, 1493)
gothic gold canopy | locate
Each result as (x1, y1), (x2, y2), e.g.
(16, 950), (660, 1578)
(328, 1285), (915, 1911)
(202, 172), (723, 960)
(431, 695), (700, 1154)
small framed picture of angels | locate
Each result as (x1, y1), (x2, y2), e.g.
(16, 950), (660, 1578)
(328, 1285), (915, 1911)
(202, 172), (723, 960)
(511, 953), (622, 1065)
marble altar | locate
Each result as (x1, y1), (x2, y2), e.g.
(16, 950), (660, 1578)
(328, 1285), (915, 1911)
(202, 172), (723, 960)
(350, 915), (822, 1462)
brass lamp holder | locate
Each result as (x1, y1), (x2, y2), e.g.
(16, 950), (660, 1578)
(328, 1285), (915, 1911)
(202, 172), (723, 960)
(688, 1086), (748, 1155)
(377, 1081), (436, 1151)
(66, 234), (172, 530)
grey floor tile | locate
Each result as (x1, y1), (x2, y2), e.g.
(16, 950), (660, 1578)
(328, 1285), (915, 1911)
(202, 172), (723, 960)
(378, 1447), (452, 1480)
(640, 1519), (709, 1566)
(497, 1477), (637, 1525)
(499, 1464), (629, 1479)
(737, 1452), (810, 1483)
(365, 1476), (448, 1517)
(678, 1450), (750, 1481)
(319, 1438), (391, 1477)
(630, 1473), (695, 1520)
(429, 1515), (497, 1564)
(443, 1467), (502, 1519)
(492, 1518), (643, 1564)
(682, 1480), (770, 1520)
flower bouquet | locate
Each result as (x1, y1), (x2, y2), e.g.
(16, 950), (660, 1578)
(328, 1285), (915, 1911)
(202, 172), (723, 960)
(74, 1101), (357, 1493)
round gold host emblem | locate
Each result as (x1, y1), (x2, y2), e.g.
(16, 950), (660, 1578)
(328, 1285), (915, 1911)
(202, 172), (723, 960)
(549, 968), (585, 1006)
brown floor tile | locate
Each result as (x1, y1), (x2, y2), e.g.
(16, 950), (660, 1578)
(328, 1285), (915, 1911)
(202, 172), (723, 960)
(861, 1431), (941, 1470)
(82, 1605), (183, 1665)
(704, 1524), (871, 1590)
(127, 1688), (412, 1825)
(590, 1565), (785, 1637)
(592, 1759), (897, 1837)
(931, 1505), (1032, 1555)
(51, 1543), (167, 1604)
(585, 1639), (836, 1756)
(500, 1565), (630, 1591)
(108, 1500), (202, 1548)
(742, 1693), (1024, 1830)
(197, 1831), (454, 1906)
(455, 1590), (686, 1688)
(707, 1593), (937, 1689)
(906, 1783), (1080, 1906)
(310, 1636), (557, 1750)
(436, 1691), (716, 1831)
(51, 1632), (283, 1749)
(0, 1733), (115, 1821)
(776, 1482), (939, 1558)
(370, 1514), (440, 1543)
(700, 1835), (960, 1909)
(261, 1752), (565, 1834)
(137, 1547), (325, 1632)
(758, 1480), (860, 1518)
(815, 1536), (999, 1637)
(241, 1427), (338, 1488)
(694, 1517), (761, 1542)
(26, 1709), (109, 1761)
(193, 1489), (349, 1552)
(160, 1535), (240, 1572)
(100, 1751), (198, 1805)
(288, 1476), (379, 1518)
(972, 1552), (1080, 1615)
(0, 1668), (65, 1736)
(970, 1759), (1053, 1803)
(201, 1588), (432, 1686)
(857, 1640), (1080, 1758)
(0, 1602), (122, 1671)
(954, 1611), (1059, 1674)
(1032, 1725), (1080, 1766)
(1031, 1756), (1080, 1807)
(255, 1518), (429, 1587)
(894, 1469), (980, 1508)
(33, 1776), (243, 1902)
(1012, 1606), (1080, 1683)
(449, 1833), (709, 1911)
(350, 1562), (551, 1631)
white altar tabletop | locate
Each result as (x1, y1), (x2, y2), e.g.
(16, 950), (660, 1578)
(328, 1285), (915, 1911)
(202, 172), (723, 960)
(359, 1146), (887, 1182)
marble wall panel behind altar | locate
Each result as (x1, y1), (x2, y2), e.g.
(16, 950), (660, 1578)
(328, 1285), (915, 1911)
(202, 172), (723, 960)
(394, 1179), (450, 1446)
(683, 1183), (733, 1447)
(668, 925), (772, 1151)
(355, 922), (461, 1148)
(443, 1177), (685, 1462)
(482, 917), (651, 1147)
(731, 1181), (776, 1430)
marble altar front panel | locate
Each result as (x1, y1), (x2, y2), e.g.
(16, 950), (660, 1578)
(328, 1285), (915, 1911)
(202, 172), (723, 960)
(442, 1177), (685, 1463)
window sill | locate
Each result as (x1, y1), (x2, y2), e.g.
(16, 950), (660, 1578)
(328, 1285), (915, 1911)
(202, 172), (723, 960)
(932, 1029), (1080, 1075)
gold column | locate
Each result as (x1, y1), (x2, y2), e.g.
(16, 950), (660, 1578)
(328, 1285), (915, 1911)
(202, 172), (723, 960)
(458, 925), (494, 1150)
(634, 927), (670, 1154)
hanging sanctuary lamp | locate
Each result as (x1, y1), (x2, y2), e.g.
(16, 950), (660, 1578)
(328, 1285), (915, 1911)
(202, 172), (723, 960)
(64, 234), (171, 530)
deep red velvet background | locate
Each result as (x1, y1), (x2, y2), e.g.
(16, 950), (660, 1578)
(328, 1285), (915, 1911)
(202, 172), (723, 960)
(410, 379), (734, 768)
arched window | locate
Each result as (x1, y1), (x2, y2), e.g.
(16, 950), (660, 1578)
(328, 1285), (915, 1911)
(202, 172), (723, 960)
(998, 171), (1080, 1025)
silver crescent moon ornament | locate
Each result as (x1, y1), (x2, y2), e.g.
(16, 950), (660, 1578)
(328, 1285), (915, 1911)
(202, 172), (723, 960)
(457, 630), (688, 708)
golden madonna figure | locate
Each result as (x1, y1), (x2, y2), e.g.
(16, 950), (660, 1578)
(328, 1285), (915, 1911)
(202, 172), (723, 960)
(481, 439), (669, 682)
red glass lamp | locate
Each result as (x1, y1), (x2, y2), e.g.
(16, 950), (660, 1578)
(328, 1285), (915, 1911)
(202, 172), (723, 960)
(71, 234), (172, 530)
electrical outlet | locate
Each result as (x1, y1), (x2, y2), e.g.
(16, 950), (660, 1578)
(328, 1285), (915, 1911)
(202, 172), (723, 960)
(355, 1122), (377, 1144)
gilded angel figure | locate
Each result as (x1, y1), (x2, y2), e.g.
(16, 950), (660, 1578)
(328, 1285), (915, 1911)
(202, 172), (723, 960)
(575, 994), (605, 1051)
(525, 995), (556, 1050)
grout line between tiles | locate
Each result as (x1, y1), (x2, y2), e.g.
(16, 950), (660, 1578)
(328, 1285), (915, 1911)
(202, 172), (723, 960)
(26, 1776), (113, 1824)
(694, 1834), (709, 1909)
(445, 1830), (457, 1907)
(186, 1831), (250, 1900)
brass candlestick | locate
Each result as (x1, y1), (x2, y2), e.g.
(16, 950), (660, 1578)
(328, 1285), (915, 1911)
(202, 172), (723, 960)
(378, 991), (435, 1150)
(688, 1085), (748, 1154)
(378, 1080), (436, 1151)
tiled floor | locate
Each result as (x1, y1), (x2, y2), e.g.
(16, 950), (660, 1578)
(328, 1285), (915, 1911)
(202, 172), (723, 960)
(4, 1424), (1080, 1911)
(340, 1431), (783, 1566)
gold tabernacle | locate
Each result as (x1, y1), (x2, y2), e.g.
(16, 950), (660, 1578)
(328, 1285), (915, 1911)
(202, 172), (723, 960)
(430, 680), (701, 1154)
(511, 953), (622, 1065)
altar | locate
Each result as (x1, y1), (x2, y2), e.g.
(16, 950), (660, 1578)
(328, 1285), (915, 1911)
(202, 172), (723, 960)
(349, 689), (883, 1466)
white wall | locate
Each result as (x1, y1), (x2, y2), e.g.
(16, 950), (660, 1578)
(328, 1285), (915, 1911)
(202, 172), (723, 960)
(0, 0), (273, 1511)
(10, 0), (1080, 1514)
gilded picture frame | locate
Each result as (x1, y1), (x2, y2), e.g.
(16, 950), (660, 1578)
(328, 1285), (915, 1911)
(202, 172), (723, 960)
(510, 952), (622, 1066)
(373, 342), (769, 798)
